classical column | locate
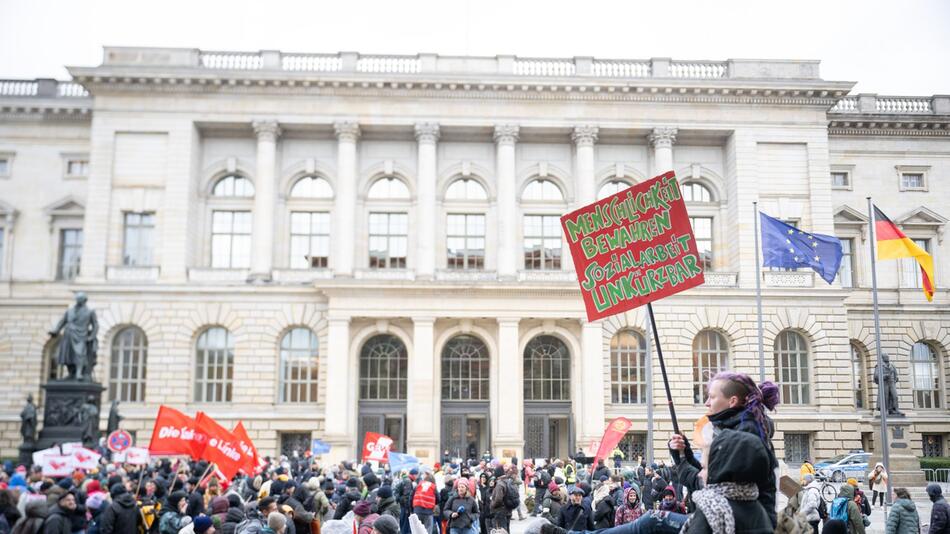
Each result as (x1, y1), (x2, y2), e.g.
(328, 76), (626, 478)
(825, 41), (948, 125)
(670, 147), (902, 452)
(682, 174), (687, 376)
(572, 126), (599, 205)
(494, 125), (519, 279)
(493, 317), (523, 458)
(250, 120), (281, 280)
(333, 122), (360, 276)
(324, 316), (353, 462)
(649, 127), (678, 175)
(160, 121), (200, 282)
(579, 320), (606, 445)
(407, 317), (438, 460)
(415, 124), (440, 278)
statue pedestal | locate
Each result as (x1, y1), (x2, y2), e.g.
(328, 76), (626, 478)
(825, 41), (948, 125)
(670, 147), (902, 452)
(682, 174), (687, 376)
(18, 443), (35, 466)
(868, 420), (927, 488)
(37, 380), (104, 450)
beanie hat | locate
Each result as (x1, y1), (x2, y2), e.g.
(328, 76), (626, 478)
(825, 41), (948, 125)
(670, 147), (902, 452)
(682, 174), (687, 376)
(346, 478), (360, 489)
(363, 472), (379, 487)
(56, 478), (73, 490)
(547, 481), (559, 493)
(194, 515), (214, 534)
(353, 500), (372, 517)
(408, 467), (419, 476)
(86, 480), (102, 494)
(306, 477), (321, 492)
(847, 478), (858, 487)
(270, 480), (286, 496)
(373, 514), (399, 534)
(268, 512), (286, 531)
(227, 493), (243, 508)
(377, 485), (393, 499)
(493, 466), (504, 478)
(110, 483), (128, 498)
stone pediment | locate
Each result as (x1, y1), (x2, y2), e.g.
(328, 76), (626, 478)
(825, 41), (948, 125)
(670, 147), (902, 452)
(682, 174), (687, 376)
(43, 195), (85, 216)
(896, 206), (947, 227)
(833, 204), (869, 225)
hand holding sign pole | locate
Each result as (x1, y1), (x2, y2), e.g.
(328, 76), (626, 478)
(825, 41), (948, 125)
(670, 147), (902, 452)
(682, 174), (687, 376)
(561, 171), (704, 434)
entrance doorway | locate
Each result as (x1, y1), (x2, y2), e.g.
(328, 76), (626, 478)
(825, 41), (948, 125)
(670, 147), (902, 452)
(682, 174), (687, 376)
(358, 412), (406, 453)
(440, 334), (491, 461)
(523, 335), (574, 460)
(357, 334), (409, 454)
(441, 409), (489, 461)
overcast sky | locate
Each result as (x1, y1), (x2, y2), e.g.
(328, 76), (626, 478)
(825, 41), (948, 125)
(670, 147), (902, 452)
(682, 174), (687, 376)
(2, 0), (948, 95)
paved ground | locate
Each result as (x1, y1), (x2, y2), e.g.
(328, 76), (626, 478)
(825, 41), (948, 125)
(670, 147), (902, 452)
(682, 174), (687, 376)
(505, 487), (942, 534)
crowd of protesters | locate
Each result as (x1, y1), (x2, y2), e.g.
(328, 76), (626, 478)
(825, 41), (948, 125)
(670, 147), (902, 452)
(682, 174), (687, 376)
(1, 370), (948, 534)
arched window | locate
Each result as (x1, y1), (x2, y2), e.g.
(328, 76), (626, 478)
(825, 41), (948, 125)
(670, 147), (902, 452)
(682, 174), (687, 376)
(851, 342), (867, 409)
(212, 175), (255, 197)
(109, 326), (147, 402)
(195, 327), (234, 402)
(774, 330), (809, 405)
(446, 178), (488, 201)
(359, 334), (408, 400)
(682, 182), (712, 202)
(524, 335), (571, 401)
(290, 176), (333, 198)
(279, 327), (319, 403)
(368, 177), (410, 199)
(693, 330), (729, 404)
(441, 335), (490, 400)
(610, 330), (647, 404)
(523, 179), (564, 202)
(597, 180), (632, 200)
(911, 342), (941, 409)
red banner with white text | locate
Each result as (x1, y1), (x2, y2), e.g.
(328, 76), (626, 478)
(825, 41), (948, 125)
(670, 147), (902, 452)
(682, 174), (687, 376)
(232, 421), (262, 474)
(148, 405), (200, 457)
(593, 417), (634, 467)
(194, 412), (244, 480)
(361, 432), (394, 462)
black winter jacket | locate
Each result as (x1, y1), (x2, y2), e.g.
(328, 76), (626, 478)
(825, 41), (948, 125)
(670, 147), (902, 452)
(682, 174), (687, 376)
(40, 505), (71, 534)
(929, 496), (950, 534)
(99, 493), (143, 534)
(556, 502), (592, 531)
(220, 507), (246, 534)
(593, 496), (615, 529)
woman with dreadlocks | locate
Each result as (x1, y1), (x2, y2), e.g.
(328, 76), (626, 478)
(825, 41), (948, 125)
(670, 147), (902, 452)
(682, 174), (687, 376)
(669, 371), (780, 528)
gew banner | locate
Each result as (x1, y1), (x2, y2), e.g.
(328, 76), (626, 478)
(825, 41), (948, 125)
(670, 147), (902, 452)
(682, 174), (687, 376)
(561, 171), (705, 321)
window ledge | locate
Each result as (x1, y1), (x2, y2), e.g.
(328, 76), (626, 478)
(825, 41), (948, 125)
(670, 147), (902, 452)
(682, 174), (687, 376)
(354, 268), (416, 281)
(435, 269), (497, 282)
(272, 269), (333, 283)
(188, 267), (251, 282)
(703, 272), (738, 287)
(518, 270), (577, 282)
(764, 271), (814, 288)
(106, 265), (160, 282)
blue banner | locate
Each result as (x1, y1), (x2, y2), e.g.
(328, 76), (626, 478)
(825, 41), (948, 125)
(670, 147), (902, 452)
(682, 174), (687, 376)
(388, 451), (420, 472)
(311, 439), (331, 456)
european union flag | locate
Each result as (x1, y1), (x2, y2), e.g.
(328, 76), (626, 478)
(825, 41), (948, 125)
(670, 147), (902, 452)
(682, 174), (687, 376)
(760, 212), (843, 284)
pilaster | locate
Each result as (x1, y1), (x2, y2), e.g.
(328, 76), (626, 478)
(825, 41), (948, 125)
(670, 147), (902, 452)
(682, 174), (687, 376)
(407, 317), (438, 460)
(249, 120), (281, 281)
(324, 316), (353, 462)
(494, 125), (520, 279)
(333, 122), (360, 277)
(493, 317), (523, 458)
(649, 127), (677, 175)
(415, 124), (440, 278)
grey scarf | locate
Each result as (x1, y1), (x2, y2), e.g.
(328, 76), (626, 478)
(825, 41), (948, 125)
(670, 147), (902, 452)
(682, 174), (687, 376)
(680, 482), (758, 534)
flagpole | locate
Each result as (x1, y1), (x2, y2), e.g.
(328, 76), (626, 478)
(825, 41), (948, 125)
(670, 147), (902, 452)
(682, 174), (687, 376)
(644, 313), (654, 465)
(646, 303), (680, 434)
(753, 202), (765, 382)
(866, 197), (892, 515)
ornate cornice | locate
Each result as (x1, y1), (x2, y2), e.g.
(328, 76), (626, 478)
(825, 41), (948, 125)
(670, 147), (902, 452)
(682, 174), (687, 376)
(828, 117), (950, 137)
(414, 122), (440, 144)
(493, 124), (519, 145)
(333, 121), (360, 142)
(251, 119), (281, 140)
(571, 125), (599, 147)
(649, 126), (678, 148)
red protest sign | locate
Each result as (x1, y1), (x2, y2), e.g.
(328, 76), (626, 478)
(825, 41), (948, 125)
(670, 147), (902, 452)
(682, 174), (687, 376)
(148, 405), (200, 457)
(194, 413), (244, 480)
(593, 417), (634, 467)
(561, 171), (704, 321)
(361, 432), (394, 462)
(231, 421), (261, 474)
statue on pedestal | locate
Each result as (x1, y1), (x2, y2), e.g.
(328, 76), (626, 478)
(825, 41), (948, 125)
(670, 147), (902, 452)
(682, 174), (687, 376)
(48, 292), (99, 381)
(80, 395), (100, 448)
(106, 399), (123, 436)
(874, 352), (905, 417)
(20, 394), (37, 445)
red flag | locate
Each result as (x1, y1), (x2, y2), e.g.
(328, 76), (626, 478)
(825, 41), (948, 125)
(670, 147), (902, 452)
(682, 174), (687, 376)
(231, 421), (261, 474)
(593, 417), (634, 467)
(361, 432), (394, 462)
(194, 413), (244, 480)
(148, 406), (200, 457)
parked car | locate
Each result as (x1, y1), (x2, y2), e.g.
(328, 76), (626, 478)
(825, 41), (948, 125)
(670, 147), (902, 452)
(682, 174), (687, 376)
(815, 451), (870, 482)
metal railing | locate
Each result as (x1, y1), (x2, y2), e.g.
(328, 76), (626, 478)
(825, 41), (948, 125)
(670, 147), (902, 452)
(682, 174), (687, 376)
(923, 468), (950, 483)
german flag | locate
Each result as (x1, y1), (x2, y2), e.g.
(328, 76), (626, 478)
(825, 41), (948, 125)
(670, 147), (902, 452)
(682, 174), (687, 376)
(874, 206), (935, 301)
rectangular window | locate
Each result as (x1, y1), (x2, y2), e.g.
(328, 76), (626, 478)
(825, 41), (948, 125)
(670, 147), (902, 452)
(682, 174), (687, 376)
(900, 172), (926, 191)
(851, 343), (864, 409)
(123, 212), (155, 266)
(446, 214), (485, 269)
(783, 433), (811, 466)
(901, 238), (930, 288)
(831, 171), (850, 189)
(523, 215), (561, 270)
(689, 216), (713, 271)
(0, 158), (9, 177)
(368, 212), (408, 269)
(289, 212), (330, 269)
(57, 229), (83, 280)
(922, 435), (944, 458)
(839, 238), (855, 288)
(211, 211), (251, 268)
(66, 159), (89, 178)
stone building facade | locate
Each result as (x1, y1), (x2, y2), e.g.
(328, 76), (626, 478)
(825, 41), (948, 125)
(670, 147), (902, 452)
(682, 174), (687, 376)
(0, 48), (948, 466)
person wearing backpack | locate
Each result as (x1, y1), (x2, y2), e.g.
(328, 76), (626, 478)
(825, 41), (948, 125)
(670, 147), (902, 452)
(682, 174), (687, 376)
(830, 485), (865, 534)
(799, 475), (826, 534)
(489, 466), (517, 533)
(886, 488), (921, 534)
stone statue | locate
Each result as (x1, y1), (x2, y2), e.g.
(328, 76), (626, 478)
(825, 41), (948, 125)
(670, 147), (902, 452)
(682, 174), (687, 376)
(873, 352), (905, 417)
(48, 292), (99, 381)
(20, 394), (37, 444)
(79, 395), (100, 448)
(106, 399), (123, 436)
